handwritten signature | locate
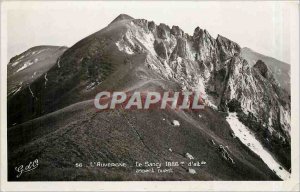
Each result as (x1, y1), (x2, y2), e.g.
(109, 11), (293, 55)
(15, 159), (39, 178)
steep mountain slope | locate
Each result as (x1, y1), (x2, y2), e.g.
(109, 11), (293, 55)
(7, 14), (290, 180)
(241, 47), (290, 94)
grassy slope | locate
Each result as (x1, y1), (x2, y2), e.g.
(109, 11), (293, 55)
(8, 98), (279, 181)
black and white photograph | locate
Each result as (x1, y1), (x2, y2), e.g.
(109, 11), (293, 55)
(0, 1), (299, 191)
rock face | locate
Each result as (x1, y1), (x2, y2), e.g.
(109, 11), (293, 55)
(7, 14), (291, 180)
(254, 60), (268, 78)
(217, 35), (241, 61)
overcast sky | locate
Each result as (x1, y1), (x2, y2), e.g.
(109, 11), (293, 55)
(4, 1), (297, 63)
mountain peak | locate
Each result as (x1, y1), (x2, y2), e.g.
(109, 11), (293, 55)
(242, 47), (253, 51)
(110, 14), (134, 24)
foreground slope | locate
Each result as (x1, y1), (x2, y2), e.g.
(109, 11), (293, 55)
(8, 99), (279, 181)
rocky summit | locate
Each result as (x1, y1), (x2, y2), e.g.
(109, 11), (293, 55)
(7, 14), (290, 181)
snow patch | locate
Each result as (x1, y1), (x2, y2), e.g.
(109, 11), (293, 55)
(86, 82), (96, 90)
(201, 161), (206, 165)
(171, 120), (180, 126)
(12, 86), (22, 95)
(16, 60), (34, 73)
(279, 106), (291, 134)
(11, 61), (20, 67)
(31, 71), (37, 78)
(32, 49), (44, 55)
(44, 73), (48, 87)
(163, 60), (173, 77)
(134, 31), (156, 56)
(226, 112), (290, 180)
(28, 85), (35, 98)
(177, 56), (182, 63)
(206, 101), (218, 110)
(188, 168), (196, 174)
(57, 57), (61, 68)
(116, 41), (134, 55)
(211, 139), (216, 145)
(185, 152), (194, 160)
(268, 112), (273, 127)
(17, 54), (25, 61)
(194, 76), (206, 95)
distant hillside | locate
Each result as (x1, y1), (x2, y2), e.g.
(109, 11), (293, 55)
(241, 47), (290, 94)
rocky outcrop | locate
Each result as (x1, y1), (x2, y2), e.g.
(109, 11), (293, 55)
(218, 145), (235, 164)
(193, 27), (219, 64)
(154, 40), (168, 59)
(157, 23), (171, 39)
(216, 35), (241, 61)
(170, 38), (190, 59)
(171, 25), (184, 37)
(148, 21), (156, 32)
(254, 60), (268, 78)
